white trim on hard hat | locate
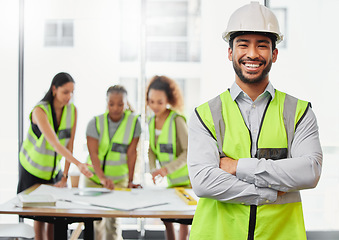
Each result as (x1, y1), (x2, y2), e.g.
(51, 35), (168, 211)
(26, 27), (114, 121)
(222, 1), (283, 44)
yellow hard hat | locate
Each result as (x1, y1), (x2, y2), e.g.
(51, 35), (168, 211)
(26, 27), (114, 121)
(222, 1), (283, 44)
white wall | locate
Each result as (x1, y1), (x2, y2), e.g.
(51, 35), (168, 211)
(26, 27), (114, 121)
(0, 0), (19, 223)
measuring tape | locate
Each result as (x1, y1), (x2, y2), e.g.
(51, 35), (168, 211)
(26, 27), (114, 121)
(175, 187), (197, 205)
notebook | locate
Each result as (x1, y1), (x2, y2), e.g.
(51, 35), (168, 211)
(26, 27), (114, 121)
(17, 194), (56, 207)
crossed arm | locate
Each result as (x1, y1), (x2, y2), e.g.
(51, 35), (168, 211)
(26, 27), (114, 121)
(187, 109), (322, 205)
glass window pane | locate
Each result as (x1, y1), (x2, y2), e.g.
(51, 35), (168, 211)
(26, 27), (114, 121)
(146, 41), (187, 61)
(147, 20), (187, 37)
(62, 22), (73, 37)
(44, 20), (73, 47)
(120, 0), (140, 61)
(147, 1), (188, 17)
(121, 0), (201, 62)
(0, 0), (19, 224)
(45, 22), (58, 37)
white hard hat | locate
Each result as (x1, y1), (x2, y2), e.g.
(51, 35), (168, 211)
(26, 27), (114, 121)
(222, 1), (283, 44)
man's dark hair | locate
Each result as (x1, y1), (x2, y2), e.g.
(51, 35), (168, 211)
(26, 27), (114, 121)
(229, 31), (277, 51)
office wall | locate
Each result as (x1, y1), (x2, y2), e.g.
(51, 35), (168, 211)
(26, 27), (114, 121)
(268, 0), (339, 230)
(0, 0), (19, 223)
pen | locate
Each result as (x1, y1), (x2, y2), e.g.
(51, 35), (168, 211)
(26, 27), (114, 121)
(182, 193), (193, 201)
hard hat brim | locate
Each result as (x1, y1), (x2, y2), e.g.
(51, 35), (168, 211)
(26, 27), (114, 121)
(222, 30), (283, 44)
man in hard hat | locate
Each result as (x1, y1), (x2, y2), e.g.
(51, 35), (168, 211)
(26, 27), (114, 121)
(187, 2), (322, 240)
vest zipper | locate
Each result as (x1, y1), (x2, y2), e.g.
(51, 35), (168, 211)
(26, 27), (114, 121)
(50, 103), (59, 180)
(102, 116), (112, 174)
(236, 96), (272, 240)
(235, 100), (257, 240)
(102, 152), (108, 173)
(247, 205), (258, 240)
(50, 152), (57, 180)
(247, 96), (272, 240)
(246, 123), (257, 240)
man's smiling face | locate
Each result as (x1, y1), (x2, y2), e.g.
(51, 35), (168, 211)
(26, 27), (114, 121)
(228, 34), (278, 85)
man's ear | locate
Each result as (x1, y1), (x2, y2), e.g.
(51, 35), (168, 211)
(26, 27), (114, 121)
(272, 48), (278, 63)
(228, 47), (233, 61)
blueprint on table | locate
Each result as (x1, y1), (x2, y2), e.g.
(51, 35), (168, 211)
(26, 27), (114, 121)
(27, 184), (197, 211)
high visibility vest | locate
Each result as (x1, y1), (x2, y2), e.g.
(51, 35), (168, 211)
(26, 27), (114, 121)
(148, 110), (190, 187)
(87, 110), (139, 184)
(19, 101), (75, 180)
(191, 89), (310, 240)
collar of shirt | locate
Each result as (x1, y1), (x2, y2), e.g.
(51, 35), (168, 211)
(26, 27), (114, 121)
(229, 81), (275, 103)
(107, 113), (125, 140)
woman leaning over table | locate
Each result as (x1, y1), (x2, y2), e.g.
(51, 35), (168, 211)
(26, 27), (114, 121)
(17, 72), (93, 240)
(146, 75), (191, 240)
(84, 85), (141, 240)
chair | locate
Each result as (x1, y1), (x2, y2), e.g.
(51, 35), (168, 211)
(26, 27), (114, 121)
(0, 223), (35, 239)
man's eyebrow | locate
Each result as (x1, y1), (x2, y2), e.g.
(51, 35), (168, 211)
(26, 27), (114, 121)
(235, 39), (249, 43)
(235, 39), (270, 44)
(257, 39), (270, 44)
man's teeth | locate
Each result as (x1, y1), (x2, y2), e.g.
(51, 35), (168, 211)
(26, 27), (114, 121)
(244, 63), (260, 68)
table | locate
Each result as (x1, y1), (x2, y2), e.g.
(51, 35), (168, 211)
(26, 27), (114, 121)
(0, 185), (196, 239)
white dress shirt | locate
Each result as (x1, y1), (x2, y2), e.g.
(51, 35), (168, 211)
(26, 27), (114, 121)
(188, 82), (322, 205)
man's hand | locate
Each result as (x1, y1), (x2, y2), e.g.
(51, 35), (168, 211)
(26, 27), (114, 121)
(219, 156), (238, 175)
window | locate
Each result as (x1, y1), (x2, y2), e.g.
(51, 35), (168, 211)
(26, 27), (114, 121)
(120, 0), (140, 62)
(120, 0), (201, 62)
(146, 0), (200, 62)
(44, 20), (74, 47)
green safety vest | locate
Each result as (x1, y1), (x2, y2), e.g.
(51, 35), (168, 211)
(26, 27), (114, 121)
(87, 110), (139, 184)
(191, 89), (310, 240)
(148, 110), (190, 187)
(19, 101), (75, 180)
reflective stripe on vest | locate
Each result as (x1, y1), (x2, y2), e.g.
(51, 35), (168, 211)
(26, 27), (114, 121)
(149, 111), (177, 164)
(87, 111), (139, 184)
(191, 90), (309, 240)
(19, 101), (74, 180)
(149, 110), (190, 187)
(209, 91), (301, 159)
